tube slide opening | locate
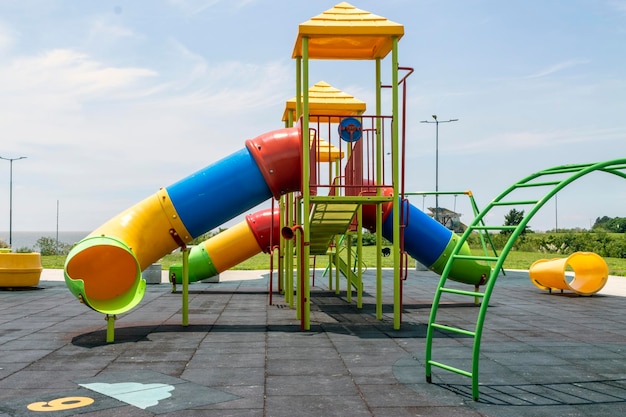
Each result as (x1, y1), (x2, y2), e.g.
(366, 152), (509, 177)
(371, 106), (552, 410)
(64, 236), (145, 314)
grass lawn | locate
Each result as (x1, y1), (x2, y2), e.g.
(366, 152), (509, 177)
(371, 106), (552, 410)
(45, 246), (626, 277)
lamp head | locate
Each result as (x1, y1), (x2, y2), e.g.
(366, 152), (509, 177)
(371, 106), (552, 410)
(432, 115), (437, 120)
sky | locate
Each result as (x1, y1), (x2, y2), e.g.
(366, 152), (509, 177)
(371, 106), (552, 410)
(0, 0), (624, 238)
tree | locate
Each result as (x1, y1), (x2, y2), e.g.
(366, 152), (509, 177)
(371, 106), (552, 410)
(501, 208), (530, 235)
(593, 216), (626, 233)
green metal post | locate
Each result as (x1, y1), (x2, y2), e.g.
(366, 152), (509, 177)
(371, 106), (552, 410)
(335, 235), (340, 295)
(106, 314), (116, 343)
(182, 247), (189, 326)
(301, 37), (311, 330)
(375, 58), (383, 320)
(391, 37), (401, 329)
(346, 234), (352, 303)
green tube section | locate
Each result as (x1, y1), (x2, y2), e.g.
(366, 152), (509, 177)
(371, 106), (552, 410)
(169, 246), (217, 285)
(428, 234), (490, 286)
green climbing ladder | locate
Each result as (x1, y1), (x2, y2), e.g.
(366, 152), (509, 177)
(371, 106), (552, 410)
(425, 159), (626, 401)
(309, 202), (360, 255)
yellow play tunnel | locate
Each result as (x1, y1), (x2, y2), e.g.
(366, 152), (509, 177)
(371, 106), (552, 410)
(529, 251), (609, 295)
(0, 252), (42, 287)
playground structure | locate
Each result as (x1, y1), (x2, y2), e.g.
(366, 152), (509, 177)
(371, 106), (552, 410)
(529, 251), (609, 295)
(63, 2), (490, 324)
(61, 2), (626, 402)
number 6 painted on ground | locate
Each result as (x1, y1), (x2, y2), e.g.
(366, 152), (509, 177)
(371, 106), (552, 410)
(27, 396), (94, 412)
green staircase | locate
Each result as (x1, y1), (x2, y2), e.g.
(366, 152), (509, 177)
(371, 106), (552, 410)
(425, 159), (626, 401)
(309, 202), (359, 255)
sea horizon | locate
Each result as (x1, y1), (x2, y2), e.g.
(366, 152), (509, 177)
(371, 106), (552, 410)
(0, 231), (90, 251)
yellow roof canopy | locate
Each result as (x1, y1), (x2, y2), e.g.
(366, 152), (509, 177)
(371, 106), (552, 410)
(283, 81), (366, 122)
(292, 2), (404, 60)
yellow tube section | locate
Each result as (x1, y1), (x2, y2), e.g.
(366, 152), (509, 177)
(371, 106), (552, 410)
(202, 221), (262, 272)
(64, 188), (191, 314)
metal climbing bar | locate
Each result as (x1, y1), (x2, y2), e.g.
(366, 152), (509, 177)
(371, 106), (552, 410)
(439, 287), (485, 298)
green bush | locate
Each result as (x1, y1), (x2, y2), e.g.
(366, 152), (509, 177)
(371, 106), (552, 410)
(361, 231), (392, 246)
(467, 231), (626, 259)
(35, 237), (74, 256)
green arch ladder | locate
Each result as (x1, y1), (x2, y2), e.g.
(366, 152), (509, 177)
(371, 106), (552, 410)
(424, 159), (626, 401)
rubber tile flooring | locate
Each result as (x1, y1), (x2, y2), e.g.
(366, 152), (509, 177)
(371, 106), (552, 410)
(0, 267), (625, 416)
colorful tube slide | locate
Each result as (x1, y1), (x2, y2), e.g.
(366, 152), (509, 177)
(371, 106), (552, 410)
(64, 124), (488, 315)
(64, 127), (301, 315)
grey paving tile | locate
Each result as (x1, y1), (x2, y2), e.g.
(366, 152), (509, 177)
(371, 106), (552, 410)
(265, 394), (371, 417)
(266, 375), (359, 396)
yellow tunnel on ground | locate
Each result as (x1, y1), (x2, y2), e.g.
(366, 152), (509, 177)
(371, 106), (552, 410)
(529, 251), (609, 296)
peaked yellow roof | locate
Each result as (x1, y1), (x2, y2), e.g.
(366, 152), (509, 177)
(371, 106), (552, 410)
(282, 81), (366, 122)
(292, 2), (404, 60)
(312, 133), (344, 162)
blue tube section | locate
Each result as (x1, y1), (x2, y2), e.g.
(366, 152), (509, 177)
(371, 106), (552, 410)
(166, 148), (272, 237)
(382, 200), (452, 267)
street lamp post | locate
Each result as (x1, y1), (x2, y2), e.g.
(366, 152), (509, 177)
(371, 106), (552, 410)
(0, 156), (27, 248)
(420, 115), (458, 222)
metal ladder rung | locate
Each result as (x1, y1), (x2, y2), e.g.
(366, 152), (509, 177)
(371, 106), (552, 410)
(452, 254), (498, 262)
(440, 287), (485, 298)
(542, 164), (592, 174)
(491, 200), (539, 206)
(427, 360), (472, 378)
(431, 322), (476, 337)
(471, 225), (516, 231)
(516, 180), (562, 188)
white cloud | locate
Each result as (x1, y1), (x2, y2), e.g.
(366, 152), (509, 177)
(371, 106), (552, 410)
(0, 49), (157, 111)
(88, 18), (136, 41)
(0, 23), (15, 53)
(444, 127), (624, 156)
(166, 0), (221, 15)
(524, 59), (590, 79)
